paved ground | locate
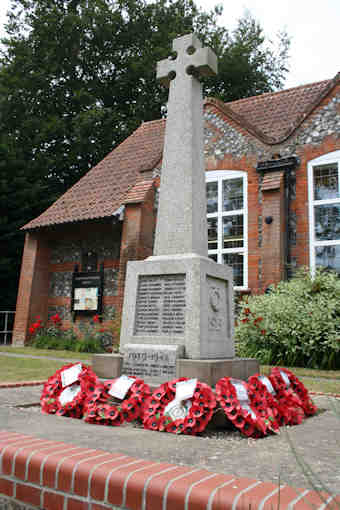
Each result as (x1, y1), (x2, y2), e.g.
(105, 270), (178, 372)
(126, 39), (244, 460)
(0, 385), (339, 495)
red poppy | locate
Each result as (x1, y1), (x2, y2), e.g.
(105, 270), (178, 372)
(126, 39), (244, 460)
(143, 378), (216, 435)
(83, 377), (150, 427)
(40, 363), (98, 418)
(93, 314), (100, 323)
(241, 318), (249, 324)
(216, 377), (269, 438)
(260, 329), (266, 335)
(244, 308), (251, 315)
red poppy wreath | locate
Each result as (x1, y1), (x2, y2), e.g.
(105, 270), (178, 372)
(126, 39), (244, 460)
(270, 367), (317, 417)
(268, 368), (306, 425)
(40, 363), (98, 419)
(215, 377), (269, 438)
(83, 375), (151, 426)
(143, 378), (216, 435)
(247, 374), (288, 430)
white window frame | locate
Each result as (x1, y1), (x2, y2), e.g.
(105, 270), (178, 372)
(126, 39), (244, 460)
(206, 170), (248, 289)
(308, 150), (340, 276)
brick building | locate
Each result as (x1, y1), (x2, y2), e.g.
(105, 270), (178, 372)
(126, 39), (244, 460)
(13, 72), (340, 344)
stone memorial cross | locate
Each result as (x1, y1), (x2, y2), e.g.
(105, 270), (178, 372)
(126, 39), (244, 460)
(154, 33), (217, 257)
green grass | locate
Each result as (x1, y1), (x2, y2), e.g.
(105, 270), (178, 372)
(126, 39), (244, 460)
(261, 365), (340, 380)
(0, 357), (69, 382)
(0, 346), (91, 360)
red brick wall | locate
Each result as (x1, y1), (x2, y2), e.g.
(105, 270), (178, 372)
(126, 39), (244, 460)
(13, 232), (50, 344)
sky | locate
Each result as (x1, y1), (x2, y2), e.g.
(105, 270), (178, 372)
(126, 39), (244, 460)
(0, 0), (339, 90)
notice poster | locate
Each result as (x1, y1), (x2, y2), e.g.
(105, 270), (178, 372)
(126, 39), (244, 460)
(73, 287), (98, 311)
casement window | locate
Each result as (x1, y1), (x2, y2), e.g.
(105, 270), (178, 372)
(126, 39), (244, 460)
(206, 170), (248, 289)
(308, 151), (340, 275)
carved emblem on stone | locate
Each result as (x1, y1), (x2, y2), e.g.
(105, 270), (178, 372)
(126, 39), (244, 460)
(209, 286), (221, 312)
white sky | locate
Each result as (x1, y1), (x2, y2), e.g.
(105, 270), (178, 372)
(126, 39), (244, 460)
(0, 0), (339, 90)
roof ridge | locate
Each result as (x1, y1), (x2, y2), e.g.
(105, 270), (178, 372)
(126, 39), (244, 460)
(227, 78), (333, 106)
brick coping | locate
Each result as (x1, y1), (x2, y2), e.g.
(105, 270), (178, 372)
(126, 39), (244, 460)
(0, 431), (339, 510)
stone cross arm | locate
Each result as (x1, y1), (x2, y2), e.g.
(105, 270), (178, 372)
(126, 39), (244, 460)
(157, 33), (217, 87)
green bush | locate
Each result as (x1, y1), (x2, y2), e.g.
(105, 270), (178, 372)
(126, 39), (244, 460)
(235, 268), (340, 369)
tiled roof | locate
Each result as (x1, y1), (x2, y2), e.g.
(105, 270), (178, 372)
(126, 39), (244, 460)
(23, 119), (165, 230)
(208, 74), (339, 144)
(23, 73), (340, 230)
(124, 179), (155, 204)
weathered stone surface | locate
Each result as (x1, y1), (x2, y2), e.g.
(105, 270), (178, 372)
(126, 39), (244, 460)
(120, 254), (234, 359)
(122, 343), (184, 383)
(92, 353), (123, 378)
(154, 33), (216, 257)
(49, 271), (72, 297)
(103, 268), (118, 296)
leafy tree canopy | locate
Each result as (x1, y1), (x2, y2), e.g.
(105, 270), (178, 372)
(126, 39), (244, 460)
(0, 0), (290, 310)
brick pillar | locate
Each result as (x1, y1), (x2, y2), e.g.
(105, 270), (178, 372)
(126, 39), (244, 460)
(117, 185), (156, 316)
(261, 171), (286, 290)
(12, 232), (50, 345)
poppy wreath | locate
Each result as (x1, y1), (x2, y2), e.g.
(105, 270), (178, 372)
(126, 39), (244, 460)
(268, 368), (306, 425)
(215, 377), (268, 438)
(40, 363), (98, 419)
(143, 378), (216, 435)
(83, 377), (151, 426)
(270, 367), (317, 417)
(247, 375), (287, 430)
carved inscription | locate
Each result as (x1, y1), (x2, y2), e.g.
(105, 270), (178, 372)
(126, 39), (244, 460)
(134, 275), (186, 335)
(122, 347), (178, 379)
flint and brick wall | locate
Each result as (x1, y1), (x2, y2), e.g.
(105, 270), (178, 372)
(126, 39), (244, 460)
(1, 430), (337, 510)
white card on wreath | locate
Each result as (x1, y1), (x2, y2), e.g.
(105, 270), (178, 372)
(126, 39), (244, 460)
(280, 371), (291, 388)
(231, 381), (249, 402)
(58, 384), (81, 406)
(175, 378), (197, 401)
(109, 375), (135, 400)
(164, 399), (192, 421)
(61, 363), (82, 388)
(259, 376), (275, 394)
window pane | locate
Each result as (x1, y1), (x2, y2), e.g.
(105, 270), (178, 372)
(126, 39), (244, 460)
(206, 181), (218, 213)
(208, 217), (218, 250)
(313, 163), (339, 200)
(314, 204), (340, 241)
(208, 254), (217, 262)
(223, 215), (243, 249)
(223, 178), (243, 211)
(223, 253), (243, 286)
(315, 245), (340, 273)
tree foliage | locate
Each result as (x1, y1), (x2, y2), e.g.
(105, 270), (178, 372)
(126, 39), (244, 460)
(0, 0), (290, 310)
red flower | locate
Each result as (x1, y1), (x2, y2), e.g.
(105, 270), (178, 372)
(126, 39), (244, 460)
(241, 318), (249, 324)
(260, 329), (266, 335)
(143, 378), (216, 435)
(51, 313), (61, 324)
(254, 317), (263, 324)
(93, 314), (100, 323)
(29, 326), (35, 334)
(98, 328), (106, 333)
(244, 308), (251, 315)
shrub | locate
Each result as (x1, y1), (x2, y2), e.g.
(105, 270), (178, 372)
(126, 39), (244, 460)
(235, 268), (340, 369)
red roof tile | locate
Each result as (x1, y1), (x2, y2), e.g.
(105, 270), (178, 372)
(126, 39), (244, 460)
(23, 73), (340, 230)
(124, 180), (154, 204)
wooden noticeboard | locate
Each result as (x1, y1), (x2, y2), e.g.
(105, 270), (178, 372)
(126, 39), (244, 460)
(71, 264), (104, 320)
